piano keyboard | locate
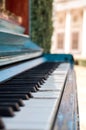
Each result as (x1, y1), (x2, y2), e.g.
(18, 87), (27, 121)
(0, 61), (70, 130)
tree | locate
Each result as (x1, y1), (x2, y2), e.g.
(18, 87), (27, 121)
(30, 0), (53, 53)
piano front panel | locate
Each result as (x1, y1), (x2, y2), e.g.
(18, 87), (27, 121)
(53, 68), (79, 130)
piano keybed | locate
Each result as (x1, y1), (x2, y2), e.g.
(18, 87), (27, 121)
(0, 61), (70, 130)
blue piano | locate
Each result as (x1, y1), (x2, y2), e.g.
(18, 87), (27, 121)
(0, 31), (79, 130)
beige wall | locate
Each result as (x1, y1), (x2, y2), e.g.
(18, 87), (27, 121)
(51, 0), (86, 59)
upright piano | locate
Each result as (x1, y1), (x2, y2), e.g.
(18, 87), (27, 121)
(0, 31), (79, 130)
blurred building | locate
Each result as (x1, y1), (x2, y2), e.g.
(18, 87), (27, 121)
(51, 0), (86, 59)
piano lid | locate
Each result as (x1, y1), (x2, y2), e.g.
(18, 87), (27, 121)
(0, 30), (43, 66)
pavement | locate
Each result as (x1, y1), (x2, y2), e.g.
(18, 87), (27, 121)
(74, 65), (86, 130)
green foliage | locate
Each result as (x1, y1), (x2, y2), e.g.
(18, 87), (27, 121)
(30, 0), (53, 53)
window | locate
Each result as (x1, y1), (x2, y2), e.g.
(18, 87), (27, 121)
(57, 33), (64, 49)
(71, 32), (79, 50)
(58, 17), (64, 24)
(73, 15), (78, 23)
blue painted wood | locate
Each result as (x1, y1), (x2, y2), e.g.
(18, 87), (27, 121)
(44, 54), (74, 64)
(0, 31), (43, 66)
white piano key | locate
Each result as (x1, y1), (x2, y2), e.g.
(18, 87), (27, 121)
(46, 78), (65, 83)
(23, 99), (57, 107)
(39, 87), (62, 91)
(48, 78), (66, 82)
(46, 75), (66, 82)
(58, 63), (70, 68)
(39, 83), (63, 91)
(42, 81), (64, 86)
(56, 70), (68, 73)
(32, 91), (61, 98)
(47, 74), (66, 79)
(54, 67), (69, 71)
(4, 108), (53, 123)
(49, 75), (66, 79)
(4, 122), (48, 130)
(45, 79), (65, 84)
(2, 99), (59, 130)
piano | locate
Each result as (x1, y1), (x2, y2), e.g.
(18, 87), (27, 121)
(0, 31), (79, 130)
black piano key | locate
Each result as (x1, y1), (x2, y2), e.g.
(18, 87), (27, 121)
(0, 86), (37, 92)
(0, 92), (33, 98)
(35, 86), (39, 91)
(0, 107), (14, 117)
(0, 99), (24, 106)
(0, 102), (20, 111)
(0, 118), (5, 129)
(3, 81), (40, 85)
(0, 83), (39, 88)
(17, 75), (48, 81)
(13, 83), (41, 89)
(17, 82), (41, 87)
(0, 94), (29, 100)
(3, 76), (43, 82)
